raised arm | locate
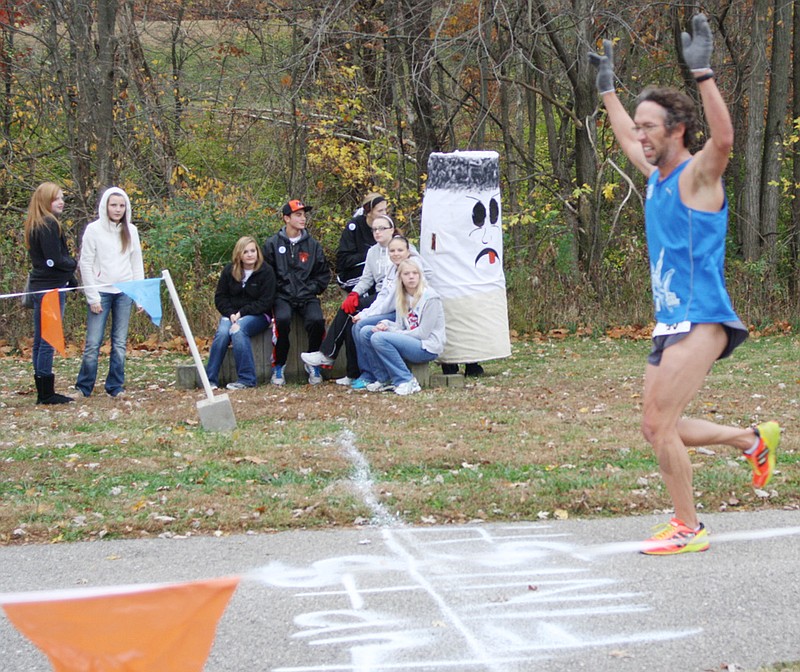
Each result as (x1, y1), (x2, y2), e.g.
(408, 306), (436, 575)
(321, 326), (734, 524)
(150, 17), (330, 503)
(680, 14), (733, 189)
(589, 39), (654, 178)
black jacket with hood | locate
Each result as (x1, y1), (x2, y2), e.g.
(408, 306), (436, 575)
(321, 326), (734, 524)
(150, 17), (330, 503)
(263, 228), (330, 305)
(335, 213), (375, 291)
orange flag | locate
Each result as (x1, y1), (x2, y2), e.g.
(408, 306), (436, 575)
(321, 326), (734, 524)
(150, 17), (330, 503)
(2, 575), (240, 672)
(40, 288), (65, 356)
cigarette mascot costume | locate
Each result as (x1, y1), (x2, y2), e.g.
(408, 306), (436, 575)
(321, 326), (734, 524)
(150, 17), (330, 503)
(420, 150), (511, 368)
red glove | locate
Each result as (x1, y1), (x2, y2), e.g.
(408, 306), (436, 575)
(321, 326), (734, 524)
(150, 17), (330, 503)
(341, 292), (360, 314)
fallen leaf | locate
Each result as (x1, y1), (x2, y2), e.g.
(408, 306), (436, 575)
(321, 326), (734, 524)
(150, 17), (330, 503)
(609, 649), (632, 659)
(235, 455), (270, 465)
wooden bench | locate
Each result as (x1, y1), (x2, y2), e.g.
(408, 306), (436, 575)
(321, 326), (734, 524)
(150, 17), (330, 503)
(175, 314), (432, 389)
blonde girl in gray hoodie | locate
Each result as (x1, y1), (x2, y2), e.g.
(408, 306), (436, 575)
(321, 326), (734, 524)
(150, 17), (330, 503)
(75, 187), (144, 397)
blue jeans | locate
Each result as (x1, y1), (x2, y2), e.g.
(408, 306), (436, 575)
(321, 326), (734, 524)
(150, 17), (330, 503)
(205, 314), (270, 387)
(352, 313), (394, 382)
(32, 290), (66, 377)
(75, 292), (133, 396)
(365, 330), (438, 385)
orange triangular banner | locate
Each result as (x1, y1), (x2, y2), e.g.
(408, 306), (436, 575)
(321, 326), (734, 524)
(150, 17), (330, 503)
(40, 289), (65, 356)
(2, 576), (240, 672)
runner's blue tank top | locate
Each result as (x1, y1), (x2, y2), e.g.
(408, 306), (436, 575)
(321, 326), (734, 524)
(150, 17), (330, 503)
(645, 160), (740, 324)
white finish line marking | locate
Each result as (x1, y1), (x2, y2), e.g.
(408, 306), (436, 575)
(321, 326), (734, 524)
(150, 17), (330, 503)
(245, 431), (800, 671)
(249, 524), (706, 671)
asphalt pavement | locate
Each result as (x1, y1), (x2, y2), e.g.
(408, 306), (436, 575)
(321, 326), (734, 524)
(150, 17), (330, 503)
(1, 509), (799, 672)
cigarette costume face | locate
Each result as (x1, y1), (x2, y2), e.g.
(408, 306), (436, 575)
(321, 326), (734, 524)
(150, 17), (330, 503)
(420, 151), (511, 363)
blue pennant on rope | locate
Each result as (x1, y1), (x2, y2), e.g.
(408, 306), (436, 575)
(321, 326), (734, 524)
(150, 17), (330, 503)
(113, 278), (163, 326)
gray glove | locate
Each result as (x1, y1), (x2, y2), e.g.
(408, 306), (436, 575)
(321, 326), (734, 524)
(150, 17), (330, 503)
(681, 14), (713, 72)
(588, 39), (615, 95)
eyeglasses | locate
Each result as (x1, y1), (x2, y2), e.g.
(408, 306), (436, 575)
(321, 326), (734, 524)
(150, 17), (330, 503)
(631, 123), (664, 135)
(372, 226), (393, 232)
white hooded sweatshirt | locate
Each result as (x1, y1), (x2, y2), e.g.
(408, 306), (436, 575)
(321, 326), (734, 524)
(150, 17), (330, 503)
(79, 187), (145, 305)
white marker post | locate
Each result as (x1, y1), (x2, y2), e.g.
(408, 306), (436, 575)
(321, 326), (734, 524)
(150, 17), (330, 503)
(161, 269), (237, 432)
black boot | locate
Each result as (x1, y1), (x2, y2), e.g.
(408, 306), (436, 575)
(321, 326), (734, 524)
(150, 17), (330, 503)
(441, 363), (459, 375)
(34, 375), (45, 403)
(36, 374), (73, 405)
(464, 362), (485, 377)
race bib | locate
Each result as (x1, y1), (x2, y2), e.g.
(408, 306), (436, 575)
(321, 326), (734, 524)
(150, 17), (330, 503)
(652, 320), (692, 337)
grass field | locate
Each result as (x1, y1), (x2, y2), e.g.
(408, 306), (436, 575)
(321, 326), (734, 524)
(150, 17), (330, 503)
(1, 334), (797, 546)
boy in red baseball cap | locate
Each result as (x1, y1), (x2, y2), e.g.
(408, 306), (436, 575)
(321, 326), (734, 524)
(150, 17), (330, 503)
(263, 200), (330, 385)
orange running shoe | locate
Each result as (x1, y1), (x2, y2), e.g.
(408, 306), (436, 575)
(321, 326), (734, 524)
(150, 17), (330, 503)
(745, 422), (780, 488)
(640, 518), (709, 556)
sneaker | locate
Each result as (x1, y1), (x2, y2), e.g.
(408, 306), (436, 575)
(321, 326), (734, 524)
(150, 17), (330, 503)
(226, 381), (249, 390)
(394, 378), (421, 396)
(208, 382), (219, 390)
(335, 376), (353, 386)
(366, 380), (391, 392)
(379, 382), (396, 392)
(640, 518), (709, 555)
(746, 421), (780, 488)
(351, 377), (369, 390)
(271, 365), (285, 386)
(301, 351), (335, 367)
(106, 389), (126, 398)
(305, 363), (323, 385)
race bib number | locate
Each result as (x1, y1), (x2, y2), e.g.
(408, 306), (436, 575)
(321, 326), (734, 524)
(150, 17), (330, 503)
(652, 320), (692, 337)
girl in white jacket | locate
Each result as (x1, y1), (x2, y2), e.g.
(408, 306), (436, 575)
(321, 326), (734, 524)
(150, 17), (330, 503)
(75, 187), (144, 397)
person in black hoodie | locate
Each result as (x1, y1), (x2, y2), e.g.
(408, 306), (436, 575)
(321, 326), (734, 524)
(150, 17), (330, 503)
(205, 236), (276, 390)
(24, 182), (77, 405)
(303, 192), (388, 385)
(263, 200), (330, 386)
(334, 192), (386, 292)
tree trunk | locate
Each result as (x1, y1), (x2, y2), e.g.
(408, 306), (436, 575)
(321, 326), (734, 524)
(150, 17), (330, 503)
(740, 0), (770, 260)
(170, 1), (187, 136)
(0, 7), (14, 206)
(792, 0), (800, 302)
(118, 0), (177, 199)
(717, 12), (748, 255)
(759, 0), (791, 271)
(383, 0), (409, 192)
(498, 55), (518, 216)
(286, 12), (306, 197)
(95, 0), (118, 191)
(475, 0), (492, 147)
(529, 37), (576, 274)
(389, 0), (440, 181)
(572, 0), (599, 276)
(45, 0), (95, 219)
(522, 56), (538, 252)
